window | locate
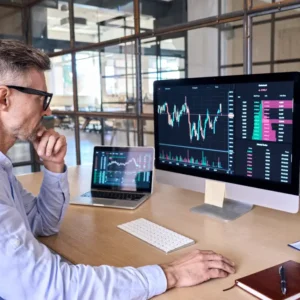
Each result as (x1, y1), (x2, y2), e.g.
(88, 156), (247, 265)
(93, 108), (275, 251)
(74, 0), (134, 44)
(31, 0), (71, 52)
(46, 56), (74, 111)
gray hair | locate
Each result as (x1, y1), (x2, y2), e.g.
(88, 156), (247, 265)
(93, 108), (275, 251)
(0, 39), (51, 85)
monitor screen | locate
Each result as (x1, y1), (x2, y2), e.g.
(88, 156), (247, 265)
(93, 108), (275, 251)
(154, 73), (300, 195)
(91, 147), (154, 192)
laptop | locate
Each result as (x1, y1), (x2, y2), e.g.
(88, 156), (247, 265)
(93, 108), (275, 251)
(71, 146), (154, 209)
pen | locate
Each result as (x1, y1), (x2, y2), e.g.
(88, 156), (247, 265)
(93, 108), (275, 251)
(279, 265), (287, 295)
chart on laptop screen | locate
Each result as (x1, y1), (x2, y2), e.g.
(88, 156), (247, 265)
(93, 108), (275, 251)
(93, 150), (153, 190)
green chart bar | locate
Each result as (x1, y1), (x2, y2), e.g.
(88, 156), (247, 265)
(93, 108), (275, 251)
(252, 101), (263, 140)
(201, 151), (208, 166)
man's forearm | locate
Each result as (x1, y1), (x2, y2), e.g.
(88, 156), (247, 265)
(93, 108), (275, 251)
(32, 166), (69, 236)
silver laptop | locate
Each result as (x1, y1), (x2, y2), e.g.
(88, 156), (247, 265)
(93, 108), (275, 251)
(71, 146), (154, 209)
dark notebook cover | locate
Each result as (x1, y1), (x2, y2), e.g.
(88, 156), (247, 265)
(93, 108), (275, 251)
(236, 260), (300, 300)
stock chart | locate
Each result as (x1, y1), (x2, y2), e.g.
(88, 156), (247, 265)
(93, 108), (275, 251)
(93, 151), (152, 189)
(156, 81), (294, 183)
(157, 85), (233, 173)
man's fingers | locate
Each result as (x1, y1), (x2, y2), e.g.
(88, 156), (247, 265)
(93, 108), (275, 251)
(45, 135), (58, 157)
(32, 139), (39, 151)
(37, 133), (50, 156)
(53, 136), (66, 154)
(207, 260), (235, 274)
(37, 132), (58, 156)
(208, 269), (229, 279)
(204, 254), (235, 267)
(36, 126), (47, 137)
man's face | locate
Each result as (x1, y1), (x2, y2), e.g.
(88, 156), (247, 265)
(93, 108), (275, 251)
(1, 68), (52, 142)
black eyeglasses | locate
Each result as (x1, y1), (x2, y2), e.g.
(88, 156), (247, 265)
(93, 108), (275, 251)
(6, 85), (53, 111)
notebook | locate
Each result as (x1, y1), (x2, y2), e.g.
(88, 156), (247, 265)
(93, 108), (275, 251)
(71, 146), (154, 210)
(236, 260), (300, 300)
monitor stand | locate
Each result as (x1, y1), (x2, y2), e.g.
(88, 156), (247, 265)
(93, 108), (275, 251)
(190, 199), (253, 221)
(190, 179), (253, 221)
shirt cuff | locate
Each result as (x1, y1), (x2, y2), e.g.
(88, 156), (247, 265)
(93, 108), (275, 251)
(137, 265), (167, 299)
(43, 165), (68, 187)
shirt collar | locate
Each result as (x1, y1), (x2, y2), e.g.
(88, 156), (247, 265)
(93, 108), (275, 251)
(0, 151), (13, 172)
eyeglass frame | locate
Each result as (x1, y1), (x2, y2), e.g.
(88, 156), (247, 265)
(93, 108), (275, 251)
(6, 85), (53, 111)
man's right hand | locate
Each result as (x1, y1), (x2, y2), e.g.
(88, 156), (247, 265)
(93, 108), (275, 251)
(160, 249), (235, 289)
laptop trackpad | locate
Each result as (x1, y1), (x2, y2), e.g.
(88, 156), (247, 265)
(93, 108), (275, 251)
(93, 199), (117, 206)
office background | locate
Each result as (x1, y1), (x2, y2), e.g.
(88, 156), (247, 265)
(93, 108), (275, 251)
(2, 0), (300, 175)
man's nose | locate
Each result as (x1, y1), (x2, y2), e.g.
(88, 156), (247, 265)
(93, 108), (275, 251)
(43, 106), (52, 117)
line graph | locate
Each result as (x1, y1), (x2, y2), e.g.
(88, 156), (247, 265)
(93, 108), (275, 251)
(106, 154), (152, 172)
(156, 84), (234, 174)
(93, 151), (153, 188)
(158, 96), (223, 142)
(107, 157), (140, 168)
(157, 91), (229, 151)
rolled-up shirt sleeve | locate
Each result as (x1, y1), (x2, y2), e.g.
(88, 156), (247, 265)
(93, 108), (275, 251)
(0, 155), (168, 300)
(0, 203), (167, 300)
(16, 166), (70, 236)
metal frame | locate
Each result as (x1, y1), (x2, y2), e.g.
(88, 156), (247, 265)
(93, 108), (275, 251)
(217, 0), (221, 76)
(69, 0), (81, 165)
(270, 0), (276, 74)
(4, 0), (300, 170)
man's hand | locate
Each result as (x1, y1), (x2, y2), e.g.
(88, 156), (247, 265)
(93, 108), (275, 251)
(160, 249), (235, 289)
(33, 127), (67, 173)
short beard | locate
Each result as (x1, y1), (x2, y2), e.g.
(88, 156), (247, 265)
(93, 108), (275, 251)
(27, 130), (38, 142)
(27, 123), (43, 142)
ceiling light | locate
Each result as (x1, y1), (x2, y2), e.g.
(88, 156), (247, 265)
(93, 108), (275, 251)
(60, 17), (87, 28)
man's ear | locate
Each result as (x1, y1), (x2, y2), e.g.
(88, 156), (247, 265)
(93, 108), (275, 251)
(0, 86), (9, 111)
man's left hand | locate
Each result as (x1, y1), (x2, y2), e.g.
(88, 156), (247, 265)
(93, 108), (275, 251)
(33, 127), (67, 173)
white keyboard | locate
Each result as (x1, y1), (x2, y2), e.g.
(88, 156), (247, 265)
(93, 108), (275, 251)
(118, 218), (195, 254)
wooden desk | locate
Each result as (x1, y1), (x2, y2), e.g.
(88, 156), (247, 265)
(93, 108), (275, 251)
(18, 166), (300, 300)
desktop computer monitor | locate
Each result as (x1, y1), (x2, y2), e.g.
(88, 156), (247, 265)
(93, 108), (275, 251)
(154, 72), (300, 219)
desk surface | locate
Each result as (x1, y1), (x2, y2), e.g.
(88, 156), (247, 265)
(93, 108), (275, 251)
(18, 166), (300, 300)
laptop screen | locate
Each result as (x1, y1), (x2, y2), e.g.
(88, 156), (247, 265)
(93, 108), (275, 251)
(91, 147), (154, 192)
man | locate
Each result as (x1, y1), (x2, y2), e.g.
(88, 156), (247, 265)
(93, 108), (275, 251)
(0, 39), (235, 300)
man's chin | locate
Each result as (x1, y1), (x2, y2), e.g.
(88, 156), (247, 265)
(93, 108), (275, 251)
(27, 132), (38, 142)
(27, 127), (41, 142)
(16, 133), (36, 142)
(28, 124), (44, 142)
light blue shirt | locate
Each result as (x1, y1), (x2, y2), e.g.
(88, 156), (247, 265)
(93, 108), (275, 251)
(0, 151), (167, 300)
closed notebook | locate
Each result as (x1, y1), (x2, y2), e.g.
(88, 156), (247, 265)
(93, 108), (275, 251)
(236, 260), (300, 300)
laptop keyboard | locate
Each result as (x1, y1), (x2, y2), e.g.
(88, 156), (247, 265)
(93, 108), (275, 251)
(82, 191), (145, 201)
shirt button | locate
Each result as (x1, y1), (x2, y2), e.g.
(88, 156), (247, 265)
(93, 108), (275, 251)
(10, 238), (21, 249)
